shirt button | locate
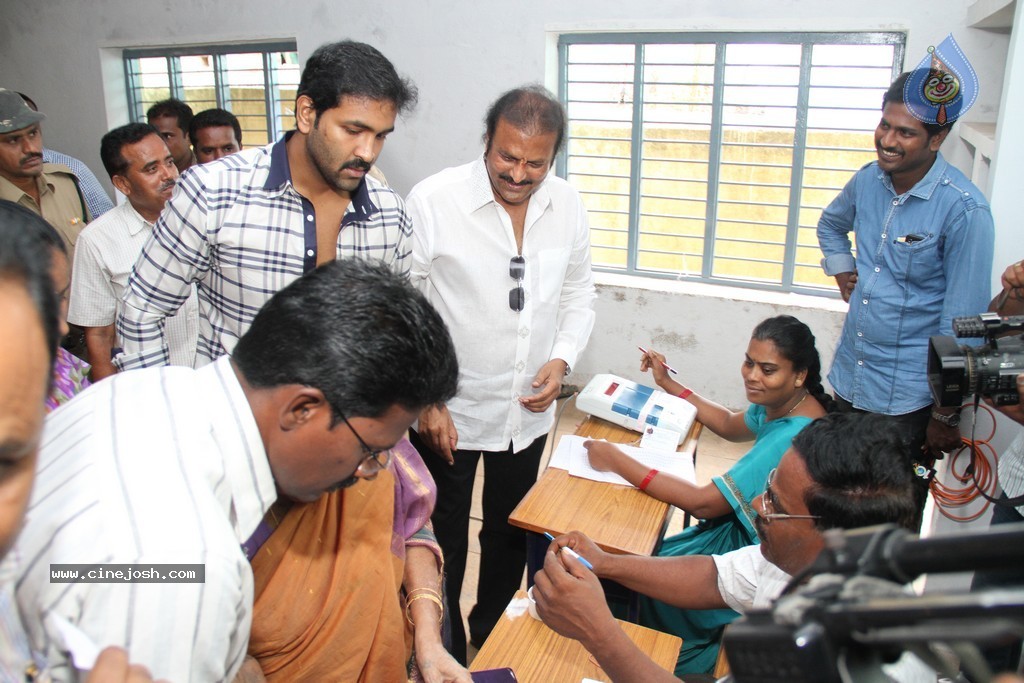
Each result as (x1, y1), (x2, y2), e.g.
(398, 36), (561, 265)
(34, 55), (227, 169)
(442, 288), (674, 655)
(858, 360), (864, 366)
(306, 249), (314, 257)
(519, 327), (529, 338)
(857, 332), (863, 337)
(306, 214), (314, 222)
(513, 427), (521, 436)
(892, 199), (898, 206)
(874, 267), (880, 273)
(862, 299), (868, 305)
(515, 360), (526, 372)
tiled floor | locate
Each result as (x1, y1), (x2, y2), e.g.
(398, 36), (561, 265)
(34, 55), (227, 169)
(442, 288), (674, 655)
(460, 396), (748, 663)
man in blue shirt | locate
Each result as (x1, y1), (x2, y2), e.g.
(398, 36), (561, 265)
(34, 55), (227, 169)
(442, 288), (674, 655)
(817, 71), (994, 517)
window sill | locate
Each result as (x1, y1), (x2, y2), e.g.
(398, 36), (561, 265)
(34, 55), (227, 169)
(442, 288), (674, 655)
(593, 271), (850, 313)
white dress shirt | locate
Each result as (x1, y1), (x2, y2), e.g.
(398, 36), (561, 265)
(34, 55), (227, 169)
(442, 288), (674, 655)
(68, 201), (199, 368)
(15, 357), (276, 682)
(408, 158), (596, 452)
(713, 545), (935, 682)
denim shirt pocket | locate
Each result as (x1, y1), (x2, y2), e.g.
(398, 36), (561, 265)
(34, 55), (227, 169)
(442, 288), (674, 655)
(888, 231), (940, 285)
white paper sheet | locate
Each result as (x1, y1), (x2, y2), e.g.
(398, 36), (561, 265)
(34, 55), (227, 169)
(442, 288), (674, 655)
(551, 434), (695, 486)
(639, 424), (683, 451)
(48, 613), (100, 671)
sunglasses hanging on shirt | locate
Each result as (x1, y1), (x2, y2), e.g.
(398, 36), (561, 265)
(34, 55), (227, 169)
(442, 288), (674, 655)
(509, 255), (525, 312)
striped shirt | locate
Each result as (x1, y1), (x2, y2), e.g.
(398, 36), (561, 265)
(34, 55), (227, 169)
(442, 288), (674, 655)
(68, 201), (199, 368)
(0, 552), (50, 682)
(42, 149), (115, 218)
(998, 430), (1024, 514)
(114, 133), (413, 370)
(14, 357), (276, 682)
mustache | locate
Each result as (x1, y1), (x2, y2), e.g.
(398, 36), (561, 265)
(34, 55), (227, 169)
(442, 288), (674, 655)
(20, 153), (43, 165)
(160, 179), (177, 192)
(342, 159), (372, 173)
(498, 174), (532, 187)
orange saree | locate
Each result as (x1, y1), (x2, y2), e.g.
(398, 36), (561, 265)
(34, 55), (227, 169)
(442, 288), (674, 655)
(247, 438), (439, 681)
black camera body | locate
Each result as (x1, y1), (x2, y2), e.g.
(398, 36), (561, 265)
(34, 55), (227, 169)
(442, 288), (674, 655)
(927, 312), (1024, 407)
(723, 523), (1024, 683)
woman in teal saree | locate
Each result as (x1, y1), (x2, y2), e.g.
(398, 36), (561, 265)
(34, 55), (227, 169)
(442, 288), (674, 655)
(584, 315), (830, 675)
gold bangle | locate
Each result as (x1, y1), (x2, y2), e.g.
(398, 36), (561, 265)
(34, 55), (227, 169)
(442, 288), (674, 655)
(405, 592), (444, 626)
(406, 587), (442, 601)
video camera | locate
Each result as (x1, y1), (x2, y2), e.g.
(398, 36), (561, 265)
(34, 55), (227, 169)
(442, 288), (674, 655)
(723, 523), (1024, 683)
(928, 313), (1024, 407)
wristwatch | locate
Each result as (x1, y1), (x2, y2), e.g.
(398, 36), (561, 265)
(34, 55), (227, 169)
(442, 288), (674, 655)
(930, 408), (961, 428)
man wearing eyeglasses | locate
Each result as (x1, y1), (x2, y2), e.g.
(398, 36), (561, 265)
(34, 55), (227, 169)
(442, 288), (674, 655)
(532, 412), (919, 682)
(13, 260), (460, 682)
(406, 85), (596, 661)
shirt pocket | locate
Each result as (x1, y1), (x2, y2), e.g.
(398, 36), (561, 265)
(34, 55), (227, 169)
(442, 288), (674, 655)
(535, 247), (570, 305)
(888, 231), (940, 284)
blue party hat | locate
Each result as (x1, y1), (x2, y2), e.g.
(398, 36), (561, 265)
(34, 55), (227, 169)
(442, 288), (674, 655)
(904, 34), (978, 125)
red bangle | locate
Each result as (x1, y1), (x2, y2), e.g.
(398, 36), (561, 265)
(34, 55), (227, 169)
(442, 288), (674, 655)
(677, 388), (693, 400)
(639, 468), (659, 491)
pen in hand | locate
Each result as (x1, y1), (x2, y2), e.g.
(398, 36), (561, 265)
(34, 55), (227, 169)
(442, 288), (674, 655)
(543, 532), (594, 570)
(637, 346), (678, 375)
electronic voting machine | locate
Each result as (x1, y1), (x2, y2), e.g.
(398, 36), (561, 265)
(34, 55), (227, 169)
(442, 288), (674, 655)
(576, 374), (697, 446)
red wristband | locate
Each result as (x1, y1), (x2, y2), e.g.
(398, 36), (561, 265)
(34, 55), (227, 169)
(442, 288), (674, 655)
(677, 388), (693, 400)
(639, 468), (659, 491)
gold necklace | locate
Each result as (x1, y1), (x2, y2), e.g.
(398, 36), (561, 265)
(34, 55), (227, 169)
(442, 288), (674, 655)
(771, 390), (808, 421)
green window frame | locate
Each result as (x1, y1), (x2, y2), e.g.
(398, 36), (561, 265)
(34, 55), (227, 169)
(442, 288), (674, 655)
(558, 31), (905, 295)
(123, 41), (300, 148)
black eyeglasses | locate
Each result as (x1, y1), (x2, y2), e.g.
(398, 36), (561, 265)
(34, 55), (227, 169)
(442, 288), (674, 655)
(339, 413), (393, 477)
(759, 467), (821, 523)
(509, 255), (525, 312)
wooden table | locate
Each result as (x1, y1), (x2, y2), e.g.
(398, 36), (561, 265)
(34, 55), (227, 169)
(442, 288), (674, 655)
(510, 416), (702, 556)
(469, 590), (681, 682)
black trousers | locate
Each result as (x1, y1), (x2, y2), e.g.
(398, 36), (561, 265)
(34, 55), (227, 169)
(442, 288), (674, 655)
(833, 396), (932, 528)
(410, 429), (545, 665)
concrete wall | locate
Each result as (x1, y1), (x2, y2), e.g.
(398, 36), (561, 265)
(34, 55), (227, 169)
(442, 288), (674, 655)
(575, 275), (847, 406)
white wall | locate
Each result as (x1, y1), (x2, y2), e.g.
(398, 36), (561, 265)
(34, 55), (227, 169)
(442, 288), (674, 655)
(575, 276), (847, 406)
(0, 0), (1011, 405)
(989, 1), (1024, 293)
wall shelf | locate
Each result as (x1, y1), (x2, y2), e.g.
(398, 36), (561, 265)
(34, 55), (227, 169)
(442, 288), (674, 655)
(960, 121), (997, 159)
(967, 0), (1016, 29)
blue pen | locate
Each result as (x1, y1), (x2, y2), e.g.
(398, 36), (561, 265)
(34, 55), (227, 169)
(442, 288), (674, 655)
(543, 532), (594, 571)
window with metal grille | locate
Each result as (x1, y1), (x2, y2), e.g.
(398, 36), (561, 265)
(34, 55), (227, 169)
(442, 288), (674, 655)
(123, 42), (300, 148)
(559, 32), (905, 294)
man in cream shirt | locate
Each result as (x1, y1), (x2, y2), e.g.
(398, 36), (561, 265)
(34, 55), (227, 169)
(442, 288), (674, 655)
(68, 123), (198, 379)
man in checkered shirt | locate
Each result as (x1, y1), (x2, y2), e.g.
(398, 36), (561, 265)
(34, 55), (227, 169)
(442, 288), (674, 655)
(115, 40), (417, 370)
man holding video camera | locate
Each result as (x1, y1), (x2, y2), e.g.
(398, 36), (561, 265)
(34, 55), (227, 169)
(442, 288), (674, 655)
(817, 71), (994, 514)
(971, 258), (1024, 675)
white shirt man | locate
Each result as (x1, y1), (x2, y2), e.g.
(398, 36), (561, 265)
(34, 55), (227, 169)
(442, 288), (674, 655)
(67, 124), (198, 379)
(14, 259), (459, 682)
(406, 86), (595, 660)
